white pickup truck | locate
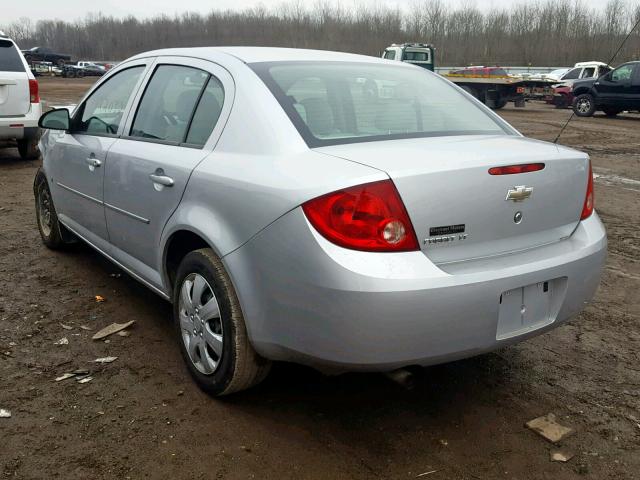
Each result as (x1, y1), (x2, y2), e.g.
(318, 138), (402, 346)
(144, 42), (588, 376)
(0, 31), (42, 159)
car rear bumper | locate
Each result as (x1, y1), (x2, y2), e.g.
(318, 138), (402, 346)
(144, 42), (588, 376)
(0, 103), (41, 141)
(224, 208), (607, 372)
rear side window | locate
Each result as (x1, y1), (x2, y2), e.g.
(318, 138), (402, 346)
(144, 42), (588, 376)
(131, 65), (223, 147)
(0, 40), (25, 72)
(184, 76), (224, 146)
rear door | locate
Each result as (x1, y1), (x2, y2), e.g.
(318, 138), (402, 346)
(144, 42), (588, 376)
(103, 57), (232, 271)
(0, 39), (30, 117)
(48, 63), (148, 241)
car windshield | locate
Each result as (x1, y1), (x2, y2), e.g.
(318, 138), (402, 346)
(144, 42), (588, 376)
(251, 61), (510, 147)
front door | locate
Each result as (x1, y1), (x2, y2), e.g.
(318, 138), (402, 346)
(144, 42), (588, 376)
(103, 58), (231, 276)
(596, 63), (635, 107)
(48, 64), (147, 241)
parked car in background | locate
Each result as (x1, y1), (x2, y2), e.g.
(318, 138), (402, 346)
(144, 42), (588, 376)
(544, 68), (571, 81)
(61, 64), (86, 78)
(572, 61), (640, 117)
(77, 61), (106, 76)
(21, 46), (71, 66)
(0, 31), (42, 159)
(35, 47), (606, 396)
(548, 61), (612, 107)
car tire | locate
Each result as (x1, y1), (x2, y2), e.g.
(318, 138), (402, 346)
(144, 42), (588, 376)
(34, 172), (75, 249)
(603, 107), (622, 117)
(17, 138), (40, 160)
(573, 93), (596, 117)
(173, 248), (271, 396)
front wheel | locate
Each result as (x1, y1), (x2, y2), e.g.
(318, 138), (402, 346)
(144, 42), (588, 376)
(573, 94), (596, 117)
(173, 248), (271, 396)
(34, 173), (75, 249)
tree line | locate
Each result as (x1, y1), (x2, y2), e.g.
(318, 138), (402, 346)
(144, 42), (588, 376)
(3, 0), (640, 67)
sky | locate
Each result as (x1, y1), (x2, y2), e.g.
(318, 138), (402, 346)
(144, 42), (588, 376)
(3, 0), (607, 23)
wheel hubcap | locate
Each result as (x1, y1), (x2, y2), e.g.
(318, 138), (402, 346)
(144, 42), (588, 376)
(178, 273), (223, 375)
(577, 99), (591, 113)
(38, 188), (52, 237)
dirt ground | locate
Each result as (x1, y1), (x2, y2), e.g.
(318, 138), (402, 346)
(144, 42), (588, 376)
(0, 77), (638, 479)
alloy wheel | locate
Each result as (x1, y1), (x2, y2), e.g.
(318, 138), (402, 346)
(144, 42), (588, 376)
(178, 273), (223, 375)
(576, 98), (592, 114)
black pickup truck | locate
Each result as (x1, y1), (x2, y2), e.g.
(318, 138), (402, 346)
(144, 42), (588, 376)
(572, 61), (640, 117)
(21, 47), (71, 66)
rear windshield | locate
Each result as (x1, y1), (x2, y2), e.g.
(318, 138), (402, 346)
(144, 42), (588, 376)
(0, 40), (25, 72)
(251, 61), (509, 147)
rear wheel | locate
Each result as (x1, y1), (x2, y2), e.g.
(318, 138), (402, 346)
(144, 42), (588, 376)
(34, 173), (75, 249)
(573, 94), (596, 117)
(173, 248), (271, 396)
(17, 137), (40, 160)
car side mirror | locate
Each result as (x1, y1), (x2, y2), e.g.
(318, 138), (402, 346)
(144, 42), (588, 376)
(39, 108), (70, 131)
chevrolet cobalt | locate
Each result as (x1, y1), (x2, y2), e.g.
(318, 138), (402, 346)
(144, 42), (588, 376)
(35, 48), (607, 395)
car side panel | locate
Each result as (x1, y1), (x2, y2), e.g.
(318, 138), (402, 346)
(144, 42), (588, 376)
(160, 150), (387, 290)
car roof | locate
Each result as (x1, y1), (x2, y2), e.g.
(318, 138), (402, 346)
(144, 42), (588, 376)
(129, 46), (391, 65)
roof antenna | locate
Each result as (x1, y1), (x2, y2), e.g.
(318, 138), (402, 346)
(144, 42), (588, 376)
(554, 16), (640, 144)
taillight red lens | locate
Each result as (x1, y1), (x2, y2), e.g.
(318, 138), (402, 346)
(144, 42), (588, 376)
(488, 163), (545, 175)
(581, 160), (594, 220)
(29, 79), (40, 104)
(302, 180), (419, 252)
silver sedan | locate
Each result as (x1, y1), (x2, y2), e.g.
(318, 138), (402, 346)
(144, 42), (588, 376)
(35, 47), (607, 395)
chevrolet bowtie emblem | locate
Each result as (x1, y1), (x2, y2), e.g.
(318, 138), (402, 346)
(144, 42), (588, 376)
(505, 185), (533, 202)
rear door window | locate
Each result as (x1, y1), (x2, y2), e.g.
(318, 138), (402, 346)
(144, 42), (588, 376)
(130, 65), (209, 144)
(0, 40), (25, 72)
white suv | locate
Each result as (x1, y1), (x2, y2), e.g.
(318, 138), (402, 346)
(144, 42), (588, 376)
(0, 31), (42, 159)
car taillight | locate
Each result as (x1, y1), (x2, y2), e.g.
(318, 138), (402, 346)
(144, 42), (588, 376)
(302, 179), (419, 252)
(581, 160), (594, 220)
(29, 79), (40, 103)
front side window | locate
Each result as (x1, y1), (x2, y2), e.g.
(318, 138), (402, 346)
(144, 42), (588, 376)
(252, 61), (510, 147)
(130, 65), (209, 143)
(611, 64), (634, 82)
(72, 66), (144, 135)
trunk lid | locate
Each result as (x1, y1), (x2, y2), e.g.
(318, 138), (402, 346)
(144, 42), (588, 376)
(0, 39), (30, 117)
(315, 135), (589, 264)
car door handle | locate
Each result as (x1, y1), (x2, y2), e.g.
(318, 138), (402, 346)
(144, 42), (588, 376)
(85, 157), (102, 168)
(149, 173), (174, 187)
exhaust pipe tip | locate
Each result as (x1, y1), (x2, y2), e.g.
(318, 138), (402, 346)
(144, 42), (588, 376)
(383, 368), (416, 390)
